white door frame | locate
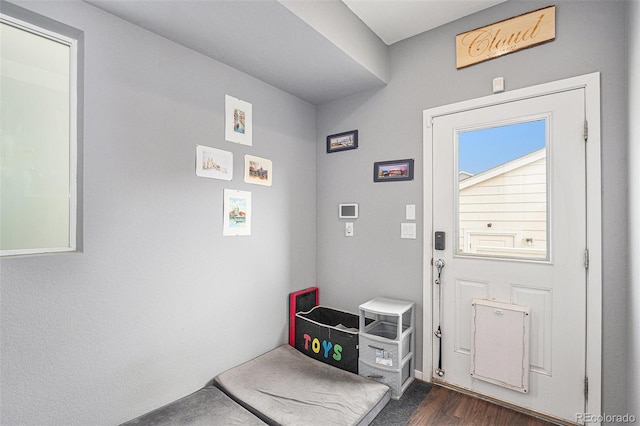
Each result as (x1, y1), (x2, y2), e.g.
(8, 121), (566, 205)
(422, 72), (601, 419)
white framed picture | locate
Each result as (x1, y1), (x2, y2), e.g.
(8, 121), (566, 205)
(244, 155), (272, 187)
(195, 145), (233, 180)
(225, 95), (252, 146)
(223, 189), (251, 236)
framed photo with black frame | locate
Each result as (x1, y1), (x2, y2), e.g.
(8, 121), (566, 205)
(373, 159), (414, 182)
(326, 130), (358, 153)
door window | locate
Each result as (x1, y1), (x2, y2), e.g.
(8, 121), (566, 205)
(457, 119), (548, 260)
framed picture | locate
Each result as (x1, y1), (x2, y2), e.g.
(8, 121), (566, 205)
(244, 155), (272, 187)
(195, 145), (233, 180)
(225, 95), (252, 146)
(326, 130), (358, 153)
(373, 159), (414, 182)
(223, 189), (251, 236)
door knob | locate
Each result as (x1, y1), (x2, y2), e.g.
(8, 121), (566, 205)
(434, 259), (445, 285)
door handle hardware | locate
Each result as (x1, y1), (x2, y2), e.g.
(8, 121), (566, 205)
(434, 258), (445, 284)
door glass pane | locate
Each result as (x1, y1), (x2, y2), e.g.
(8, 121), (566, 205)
(457, 119), (548, 260)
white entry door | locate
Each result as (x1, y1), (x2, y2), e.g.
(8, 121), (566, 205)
(431, 88), (587, 423)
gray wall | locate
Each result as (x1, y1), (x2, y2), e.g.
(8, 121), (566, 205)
(1, 0), (634, 424)
(316, 0), (628, 417)
(628, 0), (640, 419)
(0, 1), (316, 425)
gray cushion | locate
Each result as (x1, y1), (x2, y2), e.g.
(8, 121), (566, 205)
(122, 386), (266, 425)
(214, 345), (390, 425)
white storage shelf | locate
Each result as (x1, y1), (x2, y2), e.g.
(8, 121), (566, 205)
(358, 298), (415, 399)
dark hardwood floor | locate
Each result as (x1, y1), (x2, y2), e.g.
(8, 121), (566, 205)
(407, 385), (557, 426)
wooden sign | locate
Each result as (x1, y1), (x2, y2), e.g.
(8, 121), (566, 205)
(456, 6), (555, 69)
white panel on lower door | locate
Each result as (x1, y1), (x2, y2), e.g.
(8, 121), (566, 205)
(511, 285), (552, 375)
(454, 279), (489, 354)
(470, 299), (530, 393)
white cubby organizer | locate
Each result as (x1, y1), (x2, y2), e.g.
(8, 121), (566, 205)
(358, 297), (415, 399)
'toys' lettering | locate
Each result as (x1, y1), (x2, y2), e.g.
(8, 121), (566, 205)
(301, 333), (343, 362)
(303, 334), (311, 350)
(333, 344), (342, 361)
(322, 340), (333, 358)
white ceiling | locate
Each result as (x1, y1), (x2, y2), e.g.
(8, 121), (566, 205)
(86, 0), (505, 105)
(343, 0), (506, 45)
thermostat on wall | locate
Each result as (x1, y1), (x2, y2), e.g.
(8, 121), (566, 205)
(339, 203), (359, 219)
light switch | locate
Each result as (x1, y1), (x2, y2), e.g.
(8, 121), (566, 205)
(401, 223), (417, 239)
(345, 222), (354, 237)
(406, 204), (416, 220)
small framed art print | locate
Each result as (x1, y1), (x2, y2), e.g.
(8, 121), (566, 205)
(223, 189), (251, 236)
(195, 145), (233, 180)
(326, 130), (358, 153)
(373, 159), (414, 182)
(244, 155), (272, 187)
(225, 95), (252, 146)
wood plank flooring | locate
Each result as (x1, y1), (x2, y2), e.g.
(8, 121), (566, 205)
(406, 385), (557, 426)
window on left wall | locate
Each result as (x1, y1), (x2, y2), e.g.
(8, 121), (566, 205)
(1, 6), (82, 256)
